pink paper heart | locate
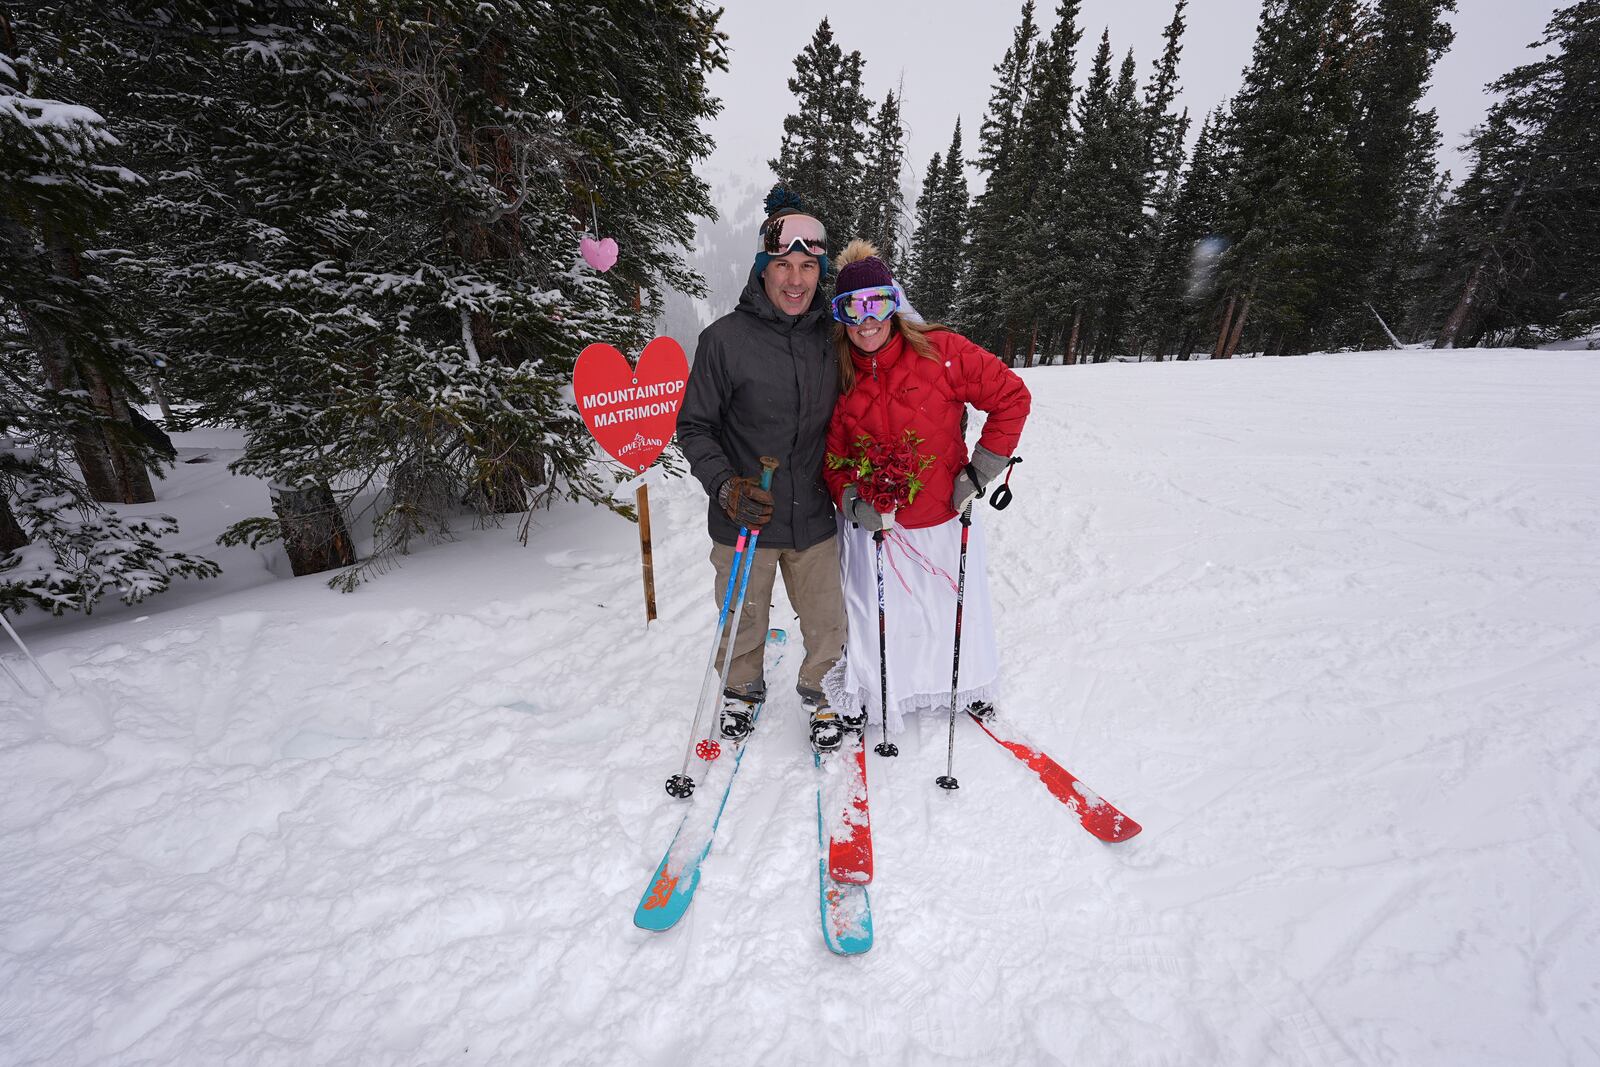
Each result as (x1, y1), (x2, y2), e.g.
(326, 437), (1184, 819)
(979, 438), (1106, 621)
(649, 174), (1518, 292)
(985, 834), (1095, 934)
(581, 235), (619, 272)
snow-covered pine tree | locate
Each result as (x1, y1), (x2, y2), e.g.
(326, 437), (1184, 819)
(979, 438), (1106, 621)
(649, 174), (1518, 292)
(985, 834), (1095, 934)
(84, 1), (724, 584)
(1, 4), (218, 616)
(0, 5), (163, 507)
(905, 120), (969, 324)
(1427, 0), (1600, 347)
(1126, 0), (1193, 358)
(903, 149), (943, 300)
(770, 19), (871, 255)
(1341, 0), (1455, 348)
(1212, 0), (1363, 357)
(854, 90), (907, 269)
(1140, 0), (1190, 206)
(1010, 0), (1083, 366)
(0, 391), (219, 616)
(1136, 107), (1229, 359)
(956, 1), (1038, 358)
(1083, 48), (1153, 361)
(1049, 30), (1148, 364)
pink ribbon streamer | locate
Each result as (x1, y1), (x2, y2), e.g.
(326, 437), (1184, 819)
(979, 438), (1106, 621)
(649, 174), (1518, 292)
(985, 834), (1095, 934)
(882, 528), (960, 596)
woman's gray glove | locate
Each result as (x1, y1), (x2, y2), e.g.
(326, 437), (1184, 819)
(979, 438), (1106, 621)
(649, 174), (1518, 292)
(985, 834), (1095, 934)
(841, 485), (892, 532)
(952, 445), (1011, 512)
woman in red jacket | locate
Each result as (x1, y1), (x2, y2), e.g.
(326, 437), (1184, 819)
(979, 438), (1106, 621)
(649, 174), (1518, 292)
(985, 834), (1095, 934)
(816, 240), (1031, 752)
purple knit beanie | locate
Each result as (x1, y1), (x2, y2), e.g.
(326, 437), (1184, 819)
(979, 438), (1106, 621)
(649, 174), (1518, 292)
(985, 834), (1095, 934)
(834, 255), (895, 297)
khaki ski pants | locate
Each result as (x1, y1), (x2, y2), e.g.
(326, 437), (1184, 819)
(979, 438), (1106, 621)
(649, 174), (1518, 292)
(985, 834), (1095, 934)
(709, 536), (845, 700)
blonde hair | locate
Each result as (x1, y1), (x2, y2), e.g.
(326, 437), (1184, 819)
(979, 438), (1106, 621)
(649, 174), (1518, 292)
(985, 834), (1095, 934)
(831, 238), (946, 393)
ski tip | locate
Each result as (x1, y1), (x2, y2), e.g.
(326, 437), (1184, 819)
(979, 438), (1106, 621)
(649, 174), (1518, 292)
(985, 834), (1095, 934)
(1090, 814), (1143, 843)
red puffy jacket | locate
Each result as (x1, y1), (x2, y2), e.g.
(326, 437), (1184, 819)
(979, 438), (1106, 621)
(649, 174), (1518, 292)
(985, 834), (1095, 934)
(824, 328), (1031, 530)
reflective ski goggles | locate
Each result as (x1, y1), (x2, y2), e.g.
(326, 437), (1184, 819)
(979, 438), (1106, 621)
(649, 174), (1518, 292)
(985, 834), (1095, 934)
(760, 212), (828, 258)
(831, 284), (905, 326)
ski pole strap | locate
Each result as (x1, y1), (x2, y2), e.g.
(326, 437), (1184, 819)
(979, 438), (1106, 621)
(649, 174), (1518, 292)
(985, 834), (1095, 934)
(988, 456), (1022, 511)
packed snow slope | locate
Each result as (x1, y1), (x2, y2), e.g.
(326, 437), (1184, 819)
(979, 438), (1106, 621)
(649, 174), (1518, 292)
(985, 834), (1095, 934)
(4, 349), (1599, 1066)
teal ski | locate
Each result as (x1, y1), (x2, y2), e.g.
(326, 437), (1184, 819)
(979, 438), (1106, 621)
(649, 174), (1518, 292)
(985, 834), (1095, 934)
(816, 751), (874, 955)
(634, 629), (786, 932)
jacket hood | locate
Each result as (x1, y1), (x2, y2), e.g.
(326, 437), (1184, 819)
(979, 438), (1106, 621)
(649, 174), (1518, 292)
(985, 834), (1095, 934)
(736, 263), (831, 331)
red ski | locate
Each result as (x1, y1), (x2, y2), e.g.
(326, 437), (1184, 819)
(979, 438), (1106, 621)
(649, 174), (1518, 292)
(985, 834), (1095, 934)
(969, 712), (1141, 842)
(819, 732), (873, 884)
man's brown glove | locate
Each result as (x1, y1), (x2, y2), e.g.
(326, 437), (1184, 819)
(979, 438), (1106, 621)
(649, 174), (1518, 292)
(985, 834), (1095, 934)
(719, 476), (774, 528)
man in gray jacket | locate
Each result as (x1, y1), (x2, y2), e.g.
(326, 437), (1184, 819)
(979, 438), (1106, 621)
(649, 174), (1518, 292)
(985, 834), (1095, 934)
(676, 188), (852, 752)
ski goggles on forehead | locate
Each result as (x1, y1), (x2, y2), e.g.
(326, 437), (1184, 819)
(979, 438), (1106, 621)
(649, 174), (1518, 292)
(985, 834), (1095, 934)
(831, 284), (905, 326)
(761, 213), (828, 258)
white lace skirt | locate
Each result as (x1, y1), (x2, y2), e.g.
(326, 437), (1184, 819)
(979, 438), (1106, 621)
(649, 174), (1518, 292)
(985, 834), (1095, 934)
(822, 513), (1001, 735)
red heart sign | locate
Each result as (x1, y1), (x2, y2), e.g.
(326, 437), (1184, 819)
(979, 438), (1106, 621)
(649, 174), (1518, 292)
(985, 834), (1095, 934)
(573, 337), (690, 471)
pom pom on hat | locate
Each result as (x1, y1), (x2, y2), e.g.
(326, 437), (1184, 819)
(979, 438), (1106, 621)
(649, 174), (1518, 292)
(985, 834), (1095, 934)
(833, 238), (895, 296)
(764, 184), (808, 217)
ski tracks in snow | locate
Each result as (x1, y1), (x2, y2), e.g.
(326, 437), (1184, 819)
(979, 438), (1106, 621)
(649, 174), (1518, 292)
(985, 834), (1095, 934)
(3, 350), (1599, 1064)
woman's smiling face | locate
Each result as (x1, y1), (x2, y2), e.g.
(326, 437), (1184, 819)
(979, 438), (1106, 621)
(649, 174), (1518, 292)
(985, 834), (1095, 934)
(847, 316), (891, 353)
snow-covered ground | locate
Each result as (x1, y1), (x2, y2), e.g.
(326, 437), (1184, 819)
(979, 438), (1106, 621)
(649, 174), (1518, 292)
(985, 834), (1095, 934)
(4, 349), (1598, 1066)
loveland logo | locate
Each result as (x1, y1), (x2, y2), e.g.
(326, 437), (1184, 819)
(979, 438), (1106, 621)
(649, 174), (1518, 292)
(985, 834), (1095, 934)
(573, 337), (689, 471)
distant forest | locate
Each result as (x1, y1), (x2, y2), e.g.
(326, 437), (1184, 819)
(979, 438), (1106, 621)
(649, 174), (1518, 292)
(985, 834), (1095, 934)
(769, 1), (1600, 363)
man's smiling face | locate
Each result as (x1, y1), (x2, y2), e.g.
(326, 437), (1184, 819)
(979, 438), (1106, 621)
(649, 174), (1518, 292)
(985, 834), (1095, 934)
(762, 253), (821, 315)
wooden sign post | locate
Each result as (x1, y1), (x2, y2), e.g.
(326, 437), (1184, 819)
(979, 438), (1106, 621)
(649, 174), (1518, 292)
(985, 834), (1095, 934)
(572, 337), (690, 622)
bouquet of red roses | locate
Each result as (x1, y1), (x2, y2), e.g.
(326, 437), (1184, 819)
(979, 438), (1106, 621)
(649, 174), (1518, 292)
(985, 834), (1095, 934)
(827, 430), (936, 514)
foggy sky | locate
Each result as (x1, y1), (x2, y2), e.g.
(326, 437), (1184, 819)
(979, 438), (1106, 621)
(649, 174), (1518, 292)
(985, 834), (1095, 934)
(702, 0), (1563, 195)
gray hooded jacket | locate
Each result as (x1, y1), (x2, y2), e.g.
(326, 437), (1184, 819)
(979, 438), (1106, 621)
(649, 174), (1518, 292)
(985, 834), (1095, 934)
(677, 265), (839, 550)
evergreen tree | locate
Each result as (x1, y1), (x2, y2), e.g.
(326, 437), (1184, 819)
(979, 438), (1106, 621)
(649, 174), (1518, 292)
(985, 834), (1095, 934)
(1, 3), (216, 615)
(1428, 0), (1600, 347)
(903, 149), (943, 297)
(0, 5), (163, 507)
(854, 90), (907, 268)
(1011, 0), (1084, 365)
(956, 1), (1038, 356)
(1342, 0), (1456, 346)
(17, 0), (726, 588)
(1049, 31), (1149, 363)
(1212, 0), (1363, 357)
(1125, 0), (1192, 358)
(770, 18), (871, 251)
(905, 119), (969, 323)
(1137, 107), (1229, 358)
(1141, 0), (1190, 201)
(1090, 49), (1160, 359)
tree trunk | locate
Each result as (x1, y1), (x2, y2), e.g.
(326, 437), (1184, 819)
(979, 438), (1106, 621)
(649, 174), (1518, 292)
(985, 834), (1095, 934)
(0, 494), (25, 556)
(1363, 303), (1401, 350)
(271, 482), (357, 577)
(1002, 327), (1016, 367)
(149, 374), (174, 421)
(1434, 260), (1484, 350)
(1213, 294), (1238, 359)
(1223, 292), (1252, 359)
(1024, 320), (1038, 368)
(1066, 307), (1082, 365)
(31, 330), (155, 504)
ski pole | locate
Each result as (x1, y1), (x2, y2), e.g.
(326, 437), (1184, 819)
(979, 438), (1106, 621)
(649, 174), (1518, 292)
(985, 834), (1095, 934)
(872, 528), (897, 758)
(1, 612), (56, 692)
(935, 502), (973, 791)
(666, 456), (779, 799)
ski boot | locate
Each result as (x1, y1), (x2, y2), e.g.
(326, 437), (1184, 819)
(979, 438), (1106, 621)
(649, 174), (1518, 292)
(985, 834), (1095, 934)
(719, 691), (760, 742)
(839, 703), (869, 735)
(966, 700), (997, 722)
(806, 699), (845, 753)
